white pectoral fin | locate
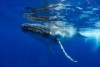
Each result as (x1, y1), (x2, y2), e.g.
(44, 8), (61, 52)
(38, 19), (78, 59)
(57, 38), (77, 63)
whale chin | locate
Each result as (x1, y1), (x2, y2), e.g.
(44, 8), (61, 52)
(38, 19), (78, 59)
(21, 23), (50, 37)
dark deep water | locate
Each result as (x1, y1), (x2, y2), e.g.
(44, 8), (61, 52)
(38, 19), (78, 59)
(0, 0), (100, 67)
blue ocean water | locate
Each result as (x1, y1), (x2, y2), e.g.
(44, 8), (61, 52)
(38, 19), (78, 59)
(0, 0), (100, 67)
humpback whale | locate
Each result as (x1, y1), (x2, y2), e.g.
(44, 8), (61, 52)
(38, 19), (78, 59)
(22, 2), (77, 63)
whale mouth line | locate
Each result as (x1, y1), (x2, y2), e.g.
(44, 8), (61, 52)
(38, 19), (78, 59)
(21, 23), (51, 37)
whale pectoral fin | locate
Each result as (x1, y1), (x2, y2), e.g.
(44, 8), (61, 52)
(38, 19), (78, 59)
(44, 41), (56, 55)
(57, 38), (77, 63)
(48, 45), (56, 55)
